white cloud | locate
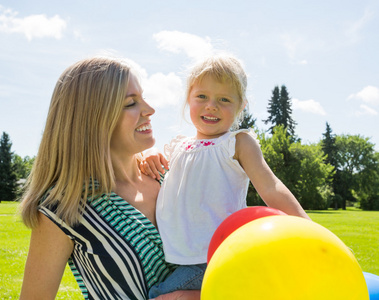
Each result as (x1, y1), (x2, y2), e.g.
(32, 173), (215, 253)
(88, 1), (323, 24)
(355, 104), (378, 116)
(348, 86), (379, 106)
(90, 55), (183, 109)
(143, 72), (183, 107)
(111, 57), (183, 108)
(0, 6), (66, 40)
(293, 98), (326, 115)
(73, 30), (85, 42)
(153, 30), (214, 60)
(280, 33), (308, 65)
(345, 8), (374, 43)
(281, 33), (300, 60)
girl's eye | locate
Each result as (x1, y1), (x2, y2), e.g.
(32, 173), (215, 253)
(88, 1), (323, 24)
(220, 98), (230, 102)
(197, 94), (206, 99)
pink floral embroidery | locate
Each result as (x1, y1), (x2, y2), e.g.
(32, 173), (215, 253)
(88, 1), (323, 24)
(183, 140), (215, 151)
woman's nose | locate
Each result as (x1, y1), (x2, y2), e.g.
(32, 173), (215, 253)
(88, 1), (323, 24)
(142, 99), (155, 116)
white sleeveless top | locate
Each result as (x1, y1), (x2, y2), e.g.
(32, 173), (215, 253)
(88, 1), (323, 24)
(156, 129), (255, 264)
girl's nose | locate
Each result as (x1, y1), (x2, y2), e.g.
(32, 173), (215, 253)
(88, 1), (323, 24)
(206, 99), (218, 111)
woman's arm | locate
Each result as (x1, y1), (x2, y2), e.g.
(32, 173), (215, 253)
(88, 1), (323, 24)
(235, 133), (310, 220)
(20, 212), (74, 300)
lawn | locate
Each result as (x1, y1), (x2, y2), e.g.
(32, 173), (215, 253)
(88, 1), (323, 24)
(0, 202), (378, 299)
(307, 208), (379, 275)
(0, 202), (82, 299)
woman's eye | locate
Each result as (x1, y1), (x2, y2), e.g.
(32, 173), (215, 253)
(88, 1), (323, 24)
(124, 101), (136, 108)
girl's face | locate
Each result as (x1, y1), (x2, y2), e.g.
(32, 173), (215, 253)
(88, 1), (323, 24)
(110, 72), (155, 156)
(188, 75), (242, 140)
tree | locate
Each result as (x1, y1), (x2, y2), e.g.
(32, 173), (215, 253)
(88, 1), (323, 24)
(334, 134), (379, 210)
(321, 122), (338, 166)
(246, 126), (333, 209)
(279, 85), (296, 137)
(13, 154), (35, 179)
(359, 152), (379, 210)
(263, 86), (280, 134)
(0, 132), (18, 201)
(238, 109), (256, 130)
(289, 142), (333, 210)
(263, 85), (297, 137)
(321, 122), (338, 208)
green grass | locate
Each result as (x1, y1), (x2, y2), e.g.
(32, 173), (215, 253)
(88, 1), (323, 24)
(0, 202), (82, 299)
(1, 203), (378, 299)
(307, 207), (379, 275)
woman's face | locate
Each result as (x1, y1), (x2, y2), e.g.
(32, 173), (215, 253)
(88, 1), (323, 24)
(110, 72), (155, 156)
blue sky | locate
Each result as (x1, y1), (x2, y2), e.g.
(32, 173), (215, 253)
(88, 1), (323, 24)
(1, 0), (378, 158)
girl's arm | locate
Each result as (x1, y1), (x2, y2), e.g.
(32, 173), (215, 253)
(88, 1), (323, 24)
(235, 132), (310, 220)
(20, 212), (74, 300)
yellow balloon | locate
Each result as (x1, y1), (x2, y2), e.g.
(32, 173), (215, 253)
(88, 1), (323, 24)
(202, 216), (369, 300)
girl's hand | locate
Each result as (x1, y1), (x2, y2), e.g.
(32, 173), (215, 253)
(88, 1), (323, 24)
(150, 290), (200, 300)
(140, 148), (169, 179)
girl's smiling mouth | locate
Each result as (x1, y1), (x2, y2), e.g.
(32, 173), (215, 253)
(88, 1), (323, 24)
(201, 115), (220, 122)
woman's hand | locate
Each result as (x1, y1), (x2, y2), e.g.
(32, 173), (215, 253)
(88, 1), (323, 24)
(151, 290), (200, 300)
(139, 148), (169, 179)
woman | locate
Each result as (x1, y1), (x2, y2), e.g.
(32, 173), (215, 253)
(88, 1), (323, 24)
(19, 56), (200, 300)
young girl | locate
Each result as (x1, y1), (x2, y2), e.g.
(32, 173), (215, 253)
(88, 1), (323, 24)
(143, 54), (310, 298)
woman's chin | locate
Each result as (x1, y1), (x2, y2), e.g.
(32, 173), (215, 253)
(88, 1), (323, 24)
(140, 137), (156, 152)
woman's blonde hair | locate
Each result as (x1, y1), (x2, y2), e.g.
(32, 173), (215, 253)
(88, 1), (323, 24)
(184, 54), (248, 127)
(20, 56), (133, 228)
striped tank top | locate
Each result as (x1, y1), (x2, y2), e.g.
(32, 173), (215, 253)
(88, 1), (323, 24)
(39, 192), (176, 300)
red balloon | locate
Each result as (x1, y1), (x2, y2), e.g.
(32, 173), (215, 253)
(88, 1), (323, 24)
(207, 206), (287, 263)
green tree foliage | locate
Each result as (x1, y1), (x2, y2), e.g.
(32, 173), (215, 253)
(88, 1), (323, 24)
(278, 85), (296, 137)
(321, 123), (338, 166)
(263, 86), (280, 134)
(238, 109), (256, 130)
(335, 134), (379, 210)
(247, 85), (379, 211)
(0, 132), (18, 201)
(246, 126), (333, 209)
(359, 151), (379, 210)
(321, 122), (339, 208)
(289, 142), (334, 209)
(263, 85), (297, 137)
(13, 154), (35, 179)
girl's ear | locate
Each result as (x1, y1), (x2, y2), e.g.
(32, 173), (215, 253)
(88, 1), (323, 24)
(238, 100), (247, 114)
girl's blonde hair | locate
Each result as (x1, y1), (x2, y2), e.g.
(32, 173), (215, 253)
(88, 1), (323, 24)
(20, 56), (133, 228)
(184, 54), (248, 127)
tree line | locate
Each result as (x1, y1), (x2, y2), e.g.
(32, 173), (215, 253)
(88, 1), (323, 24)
(0, 132), (34, 202)
(1, 85), (378, 209)
(239, 85), (379, 211)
